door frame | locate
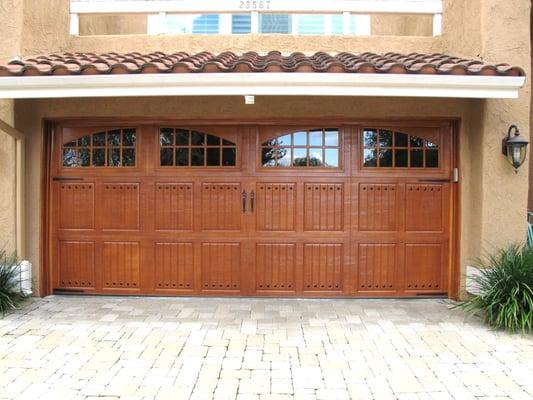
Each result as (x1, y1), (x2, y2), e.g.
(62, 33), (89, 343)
(40, 117), (461, 299)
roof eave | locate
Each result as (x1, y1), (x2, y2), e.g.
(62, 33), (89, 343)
(0, 73), (526, 100)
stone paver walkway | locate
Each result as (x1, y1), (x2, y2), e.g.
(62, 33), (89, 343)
(0, 296), (532, 400)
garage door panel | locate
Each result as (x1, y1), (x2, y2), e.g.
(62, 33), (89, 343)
(101, 241), (141, 291)
(58, 241), (96, 289)
(201, 242), (241, 292)
(58, 183), (95, 230)
(404, 243), (445, 292)
(255, 243), (296, 292)
(303, 183), (344, 231)
(303, 243), (343, 292)
(201, 183), (242, 231)
(154, 242), (194, 292)
(358, 183), (398, 232)
(357, 243), (397, 292)
(99, 183), (140, 231)
(255, 183), (296, 232)
(154, 183), (193, 231)
(405, 184), (446, 232)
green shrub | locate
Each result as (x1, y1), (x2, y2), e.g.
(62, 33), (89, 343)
(0, 250), (26, 316)
(457, 244), (533, 333)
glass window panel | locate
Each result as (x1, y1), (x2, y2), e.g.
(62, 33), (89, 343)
(293, 131), (307, 146)
(206, 148), (221, 166)
(222, 138), (235, 146)
(379, 130), (393, 147)
(395, 149), (408, 167)
(309, 130), (323, 146)
(63, 149), (77, 167)
(232, 14), (251, 34)
(363, 129), (378, 147)
(108, 130), (121, 146)
(191, 148), (204, 166)
(331, 15), (343, 35)
(160, 128), (174, 145)
(192, 14), (219, 34)
(426, 149), (439, 168)
(175, 129), (189, 146)
(379, 149), (393, 167)
(206, 134), (220, 146)
(278, 148), (291, 167)
(175, 148), (189, 166)
(92, 149), (105, 166)
(292, 148), (307, 166)
(109, 148), (121, 166)
(64, 140), (76, 147)
(78, 135), (91, 147)
(296, 14), (325, 35)
(123, 129), (136, 146)
(324, 129), (339, 146)
(410, 136), (424, 148)
(308, 148), (323, 167)
(166, 15), (192, 34)
(79, 149), (90, 167)
(160, 148), (173, 166)
(276, 134), (291, 146)
(122, 149), (135, 166)
(92, 132), (106, 146)
(410, 149), (424, 167)
(259, 14), (291, 33)
(425, 139), (439, 148)
(262, 147), (276, 167)
(363, 149), (377, 167)
(222, 148), (236, 166)
(395, 131), (408, 147)
(191, 131), (205, 146)
(324, 149), (339, 167)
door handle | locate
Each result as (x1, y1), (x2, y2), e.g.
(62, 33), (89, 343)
(242, 190), (247, 213)
(250, 190), (255, 212)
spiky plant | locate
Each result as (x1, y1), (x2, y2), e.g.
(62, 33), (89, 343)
(457, 244), (533, 333)
(0, 249), (26, 316)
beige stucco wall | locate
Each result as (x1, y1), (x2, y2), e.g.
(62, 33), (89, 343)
(1, 0), (530, 297)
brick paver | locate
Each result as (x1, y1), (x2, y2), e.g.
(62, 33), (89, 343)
(0, 296), (532, 400)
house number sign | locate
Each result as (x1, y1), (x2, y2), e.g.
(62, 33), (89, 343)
(239, 1), (272, 10)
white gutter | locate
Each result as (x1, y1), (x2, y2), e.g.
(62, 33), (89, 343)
(0, 73), (525, 99)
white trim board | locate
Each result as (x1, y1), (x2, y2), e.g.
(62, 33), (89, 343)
(0, 73), (525, 99)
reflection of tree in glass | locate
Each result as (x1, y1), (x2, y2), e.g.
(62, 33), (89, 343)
(262, 138), (289, 166)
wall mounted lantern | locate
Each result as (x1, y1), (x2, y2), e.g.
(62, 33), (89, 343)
(502, 125), (529, 173)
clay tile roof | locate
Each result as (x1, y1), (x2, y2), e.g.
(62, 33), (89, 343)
(0, 51), (524, 77)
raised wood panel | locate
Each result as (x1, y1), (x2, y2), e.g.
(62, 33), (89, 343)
(58, 241), (95, 288)
(358, 244), (396, 291)
(154, 242), (194, 291)
(405, 184), (443, 232)
(405, 244), (443, 291)
(303, 244), (343, 291)
(154, 183), (193, 230)
(201, 183), (241, 231)
(102, 242), (140, 289)
(304, 183), (344, 231)
(359, 184), (397, 231)
(255, 243), (295, 291)
(201, 243), (241, 291)
(59, 183), (94, 229)
(100, 183), (140, 230)
(255, 183), (296, 231)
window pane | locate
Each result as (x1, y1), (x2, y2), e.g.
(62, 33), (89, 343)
(262, 147), (276, 167)
(426, 139), (439, 148)
(426, 149), (439, 168)
(122, 149), (135, 166)
(206, 148), (221, 166)
(192, 14), (219, 34)
(363, 149), (377, 167)
(331, 15), (343, 35)
(232, 14), (251, 34)
(191, 148), (204, 166)
(79, 149), (90, 167)
(123, 129), (136, 146)
(325, 149), (339, 167)
(308, 148), (323, 167)
(395, 132), (408, 147)
(379, 149), (393, 167)
(222, 148), (236, 166)
(78, 135), (91, 147)
(108, 130), (121, 146)
(191, 131), (205, 146)
(160, 128), (174, 145)
(411, 149), (424, 167)
(160, 148), (173, 166)
(379, 130), (393, 147)
(63, 149), (77, 167)
(260, 14), (291, 33)
(109, 148), (121, 166)
(206, 134), (220, 146)
(175, 129), (189, 145)
(176, 148), (189, 166)
(309, 130), (323, 146)
(325, 129), (339, 146)
(293, 148), (307, 166)
(278, 148), (291, 167)
(293, 131), (307, 146)
(410, 136), (424, 148)
(93, 149), (105, 166)
(363, 129), (378, 147)
(222, 138), (235, 146)
(395, 149), (408, 167)
(276, 134), (292, 146)
(296, 14), (325, 35)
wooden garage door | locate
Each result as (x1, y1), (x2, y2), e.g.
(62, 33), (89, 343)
(48, 121), (454, 297)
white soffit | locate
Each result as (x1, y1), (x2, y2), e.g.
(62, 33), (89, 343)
(0, 73), (525, 99)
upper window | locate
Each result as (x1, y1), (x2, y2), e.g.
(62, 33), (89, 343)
(362, 128), (439, 169)
(159, 128), (237, 167)
(62, 128), (136, 168)
(261, 128), (340, 168)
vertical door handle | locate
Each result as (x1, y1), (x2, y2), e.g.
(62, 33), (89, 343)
(250, 190), (255, 212)
(242, 190), (247, 213)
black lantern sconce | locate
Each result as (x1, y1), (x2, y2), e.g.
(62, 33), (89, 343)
(502, 125), (529, 173)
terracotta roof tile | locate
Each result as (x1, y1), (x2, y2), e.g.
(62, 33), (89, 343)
(0, 51), (524, 77)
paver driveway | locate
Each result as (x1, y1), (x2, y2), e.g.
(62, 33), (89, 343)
(0, 296), (532, 400)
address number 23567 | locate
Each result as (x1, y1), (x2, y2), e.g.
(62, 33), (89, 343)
(239, 1), (271, 10)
